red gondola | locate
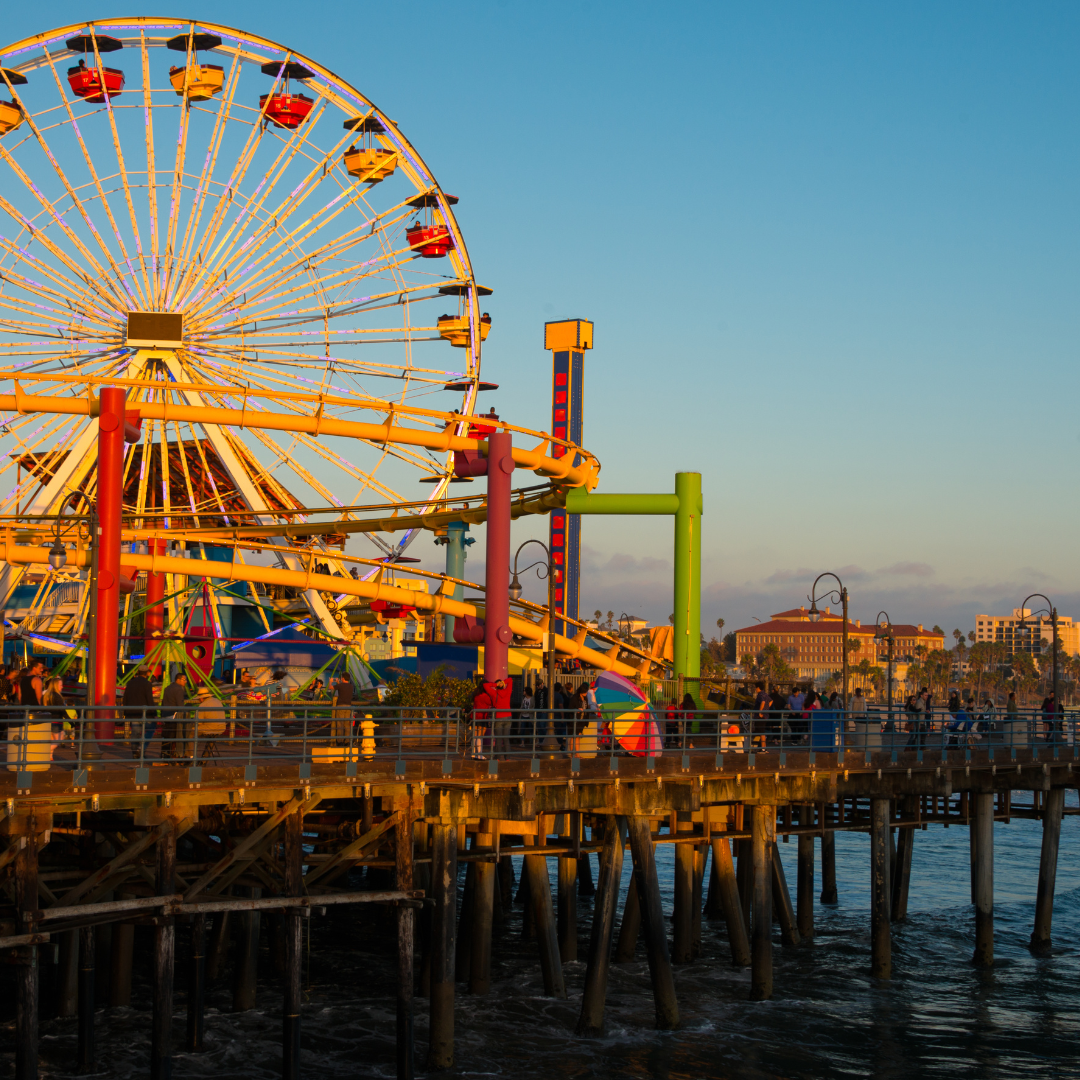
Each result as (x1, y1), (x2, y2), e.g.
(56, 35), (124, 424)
(67, 58), (124, 102)
(406, 223), (453, 258)
(369, 599), (417, 622)
(259, 92), (314, 129)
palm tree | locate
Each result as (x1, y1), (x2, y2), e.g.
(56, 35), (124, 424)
(716, 618), (725, 636)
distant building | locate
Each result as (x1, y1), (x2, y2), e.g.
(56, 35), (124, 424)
(734, 607), (945, 681)
(974, 608), (1080, 658)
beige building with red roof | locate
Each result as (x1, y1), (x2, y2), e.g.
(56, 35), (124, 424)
(735, 607), (946, 682)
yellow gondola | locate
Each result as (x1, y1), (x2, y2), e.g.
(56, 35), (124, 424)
(0, 100), (22, 136)
(343, 146), (398, 183)
(438, 313), (492, 347)
(169, 64), (224, 101)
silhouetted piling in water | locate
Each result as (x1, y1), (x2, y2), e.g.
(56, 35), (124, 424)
(973, 792), (994, 968)
(1031, 787), (1064, 954)
(750, 805), (774, 1001)
(870, 798), (891, 979)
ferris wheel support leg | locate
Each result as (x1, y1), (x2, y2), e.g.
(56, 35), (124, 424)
(144, 539), (167, 679)
(483, 433), (514, 683)
(93, 388), (126, 747)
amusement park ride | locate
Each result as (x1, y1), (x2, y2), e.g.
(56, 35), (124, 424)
(0, 17), (703, 723)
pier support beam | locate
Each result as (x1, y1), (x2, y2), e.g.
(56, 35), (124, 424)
(151, 822), (176, 1080)
(576, 816), (625, 1036)
(628, 815), (679, 1028)
(673, 816), (694, 963)
(283, 809), (303, 1080)
(870, 798), (891, 979)
(469, 825), (495, 995)
(891, 797), (915, 923)
(15, 817), (39, 1080)
(973, 792), (994, 968)
(396, 810), (416, 1080)
(233, 885), (261, 1011)
(109, 893), (134, 1007)
(613, 875), (640, 963)
(796, 819), (815, 939)
(557, 850), (578, 963)
(186, 915), (206, 1054)
(710, 835), (750, 967)
(820, 826), (838, 904)
(428, 823), (457, 1071)
(524, 854), (566, 998)
(749, 805), (774, 1001)
(1031, 787), (1064, 954)
(771, 843), (800, 948)
(57, 930), (78, 1018)
(77, 925), (95, 1075)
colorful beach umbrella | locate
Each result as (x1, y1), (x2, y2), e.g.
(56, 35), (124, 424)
(591, 671), (663, 756)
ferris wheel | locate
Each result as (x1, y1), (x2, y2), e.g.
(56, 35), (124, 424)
(0, 18), (491, 646)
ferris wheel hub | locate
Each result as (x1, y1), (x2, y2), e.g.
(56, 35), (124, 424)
(126, 313), (184, 349)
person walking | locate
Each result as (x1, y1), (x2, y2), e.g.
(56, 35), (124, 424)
(160, 671), (189, 759)
(332, 673), (354, 744)
(123, 664), (156, 752)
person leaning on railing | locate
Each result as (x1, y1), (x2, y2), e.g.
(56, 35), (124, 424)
(160, 671), (189, 759)
(332, 673), (354, 745)
(123, 665), (157, 751)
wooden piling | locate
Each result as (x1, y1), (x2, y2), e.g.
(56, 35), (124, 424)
(455, 861), (475, 982)
(207, 908), (231, 982)
(820, 826), (838, 904)
(283, 809), (303, 1080)
(578, 853), (596, 897)
(109, 892), (134, 1007)
(232, 884), (262, 1011)
(710, 835), (750, 967)
(691, 842), (705, 958)
(771, 843), (800, 948)
(870, 798), (891, 979)
(673, 816), (694, 963)
(703, 846), (722, 918)
(613, 874), (640, 963)
(973, 792), (994, 968)
(576, 816), (626, 1036)
(1031, 787), (1064, 954)
(626, 816), (679, 1028)
(428, 822), (457, 1071)
(750, 805), (774, 1001)
(736, 836), (753, 926)
(396, 810), (415, 1080)
(796, 811), (815, 939)
(15, 816), (39, 1080)
(151, 822), (176, 1080)
(57, 930), (78, 1018)
(186, 915), (206, 1054)
(77, 924), (95, 1074)
(524, 854), (566, 998)
(891, 797), (915, 923)
(557, 852), (578, 962)
(469, 824), (495, 995)
(498, 855), (515, 915)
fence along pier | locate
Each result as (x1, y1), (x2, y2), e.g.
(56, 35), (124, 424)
(1, 717), (1077, 1079)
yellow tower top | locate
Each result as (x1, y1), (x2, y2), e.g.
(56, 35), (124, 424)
(544, 319), (593, 351)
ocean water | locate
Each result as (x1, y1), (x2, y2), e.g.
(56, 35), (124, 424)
(8, 790), (1080, 1079)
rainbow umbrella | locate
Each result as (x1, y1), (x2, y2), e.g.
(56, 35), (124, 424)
(591, 671), (663, 756)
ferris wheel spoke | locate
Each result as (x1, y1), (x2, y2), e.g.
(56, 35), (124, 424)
(169, 50), (246, 309)
(0, 238), (117, 325)
(138, 31), (161, 305)
(0, 72), (147, 311)
(38, 45), (153, 309)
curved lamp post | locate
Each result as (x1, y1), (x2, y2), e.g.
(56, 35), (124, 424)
(874, 611), (895, 726)
(509, 539), (558, 750)
(808, 572), (849, 707)
(1019, 593), (1059, 720)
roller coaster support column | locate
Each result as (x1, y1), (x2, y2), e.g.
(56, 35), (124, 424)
(564, 472), (702, 680)
(94, 388), (125, 746)
(437, 522), (472, 643)
(484, 432), (514, 681)
(144, 538), (167, 676)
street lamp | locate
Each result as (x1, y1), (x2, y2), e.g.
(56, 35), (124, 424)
(510, 539), (558, 750)
(874, 611), (895, 727)
(808, 572), (849, 708)
(1019, 593), (1059, 726)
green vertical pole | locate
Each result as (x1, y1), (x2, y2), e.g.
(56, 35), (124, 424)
(673, 472), (701, 682)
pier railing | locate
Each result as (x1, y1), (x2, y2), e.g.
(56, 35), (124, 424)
(2, 703), (1076, 787)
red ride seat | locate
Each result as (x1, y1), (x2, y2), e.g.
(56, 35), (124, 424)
(260, 92), (314, 129)
(67, 63), (125, 103)
(406, 223), (453, 258)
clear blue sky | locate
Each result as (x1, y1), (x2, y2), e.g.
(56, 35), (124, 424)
(8, 3), (1080, 637)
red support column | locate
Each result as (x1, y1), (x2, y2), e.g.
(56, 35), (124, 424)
(483, 431), (513, 682)
(144, 538), (167, 675)
(94, 387), (126, 745)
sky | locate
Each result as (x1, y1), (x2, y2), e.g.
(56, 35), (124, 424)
(6, 2), (1080, 638)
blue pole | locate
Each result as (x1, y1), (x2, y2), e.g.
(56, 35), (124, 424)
(439, 521), (472, 641)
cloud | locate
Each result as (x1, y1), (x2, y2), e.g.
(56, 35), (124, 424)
(879, 561), (934, 577)
(764, 566), (817, 584)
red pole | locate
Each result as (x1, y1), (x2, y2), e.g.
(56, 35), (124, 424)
(483, 431), (514, 682)
(94, 386), (126, 745)
(144, 538), (167, 676)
